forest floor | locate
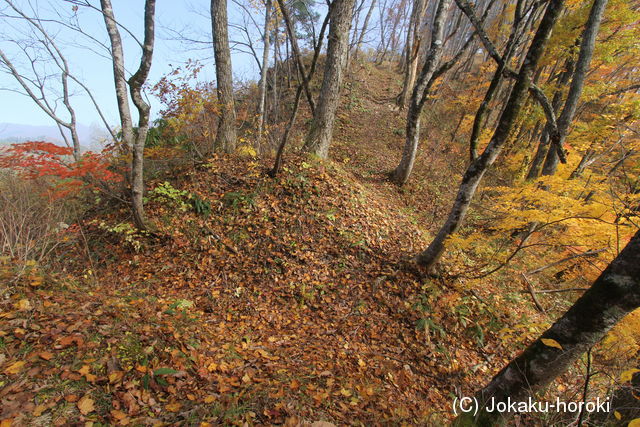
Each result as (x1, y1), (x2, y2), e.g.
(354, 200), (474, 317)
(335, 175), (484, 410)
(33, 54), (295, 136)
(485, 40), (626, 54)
(1, 64), (561, 426)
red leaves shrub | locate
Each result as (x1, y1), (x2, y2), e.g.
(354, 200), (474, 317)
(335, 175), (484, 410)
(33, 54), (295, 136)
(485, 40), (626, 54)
(0, 141), (122, 199)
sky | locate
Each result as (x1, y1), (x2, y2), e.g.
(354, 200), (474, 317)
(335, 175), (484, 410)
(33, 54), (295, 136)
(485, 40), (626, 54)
(0, 0), (270, 137)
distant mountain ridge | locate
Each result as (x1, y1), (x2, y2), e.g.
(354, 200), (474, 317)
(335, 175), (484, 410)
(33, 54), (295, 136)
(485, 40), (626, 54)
(0, 122), (105, 151)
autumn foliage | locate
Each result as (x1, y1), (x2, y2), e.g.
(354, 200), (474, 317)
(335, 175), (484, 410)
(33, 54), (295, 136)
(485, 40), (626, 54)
(0, 141), (122, 198)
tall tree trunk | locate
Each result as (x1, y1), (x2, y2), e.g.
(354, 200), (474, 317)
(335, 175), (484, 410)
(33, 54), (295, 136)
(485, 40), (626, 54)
(468, 0), (530, 162)
(541, 0), (608, 176)
(303, 0), (357, 159)
(416, 0), (565, 274)
(275, 0), (315, 114)
(212, 0), (237, 153)
(454, 229), (640, 426)
(271, 7), (332, 176)
(391, 0), (451, 185)
(526, 56), (575, 179)
(353, 0), (377, 62)
(397, 0), (427, 110)
(101, 0), (156, 230)
(257, 0), (272, 150)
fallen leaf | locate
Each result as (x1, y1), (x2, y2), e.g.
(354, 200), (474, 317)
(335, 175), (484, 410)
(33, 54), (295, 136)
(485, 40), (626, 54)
(165, 402), (182, 412)
(16, 299), (31, 311)
(620, 368), (640, 383)
(33, 405), (47, 417)
(3, 361), (25, 375)
(77, 395), (95, 415)
(541, 338), (563, 350)
(39, 352), (54, 361)
(110, 410), (127, 420)
(109, 371), (124, 384)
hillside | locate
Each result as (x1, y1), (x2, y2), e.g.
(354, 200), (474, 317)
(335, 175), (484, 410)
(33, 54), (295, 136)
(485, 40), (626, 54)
(2, 54), (638, 426)
(0, 64), (532, 425)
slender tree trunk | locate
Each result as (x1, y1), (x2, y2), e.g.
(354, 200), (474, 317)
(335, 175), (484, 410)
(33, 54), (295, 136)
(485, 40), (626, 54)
(101, 0), (156, 230)
(526, 58), (574, 179)
(468, 0), (528, 162)
(272, 17), (280, 124)
(303, 0), (357, 159)
(257, 0), (272, 150)
(541, 0), (608, 176)
(212, 0), (237, 153)
(353, 0), (377, 62)
(275, 0), (315, 114)
(392, 0), (451, 185)
(271, 7), (332, 176)
(416, 0), (565, 274)
(454, 229), (640, 426)
(397, 0), (427, 110)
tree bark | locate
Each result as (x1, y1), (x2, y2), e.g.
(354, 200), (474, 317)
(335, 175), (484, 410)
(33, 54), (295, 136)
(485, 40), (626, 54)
(275, 0), (316, 114)
(101, 0), (156, 230)
(416, 0), (565, 274)
(526, 56), (575, 180)
(212, 0), (238, 153)
(397, 0), (427, 110)
(467, 0), (531, 162)
(391, 0), (451, 185)
(271, 6), (332, 176)
(541, 0), (609, 176)
(257, 0), (272, 149)
(303, 0), (357, 159)
(454, 229), (640, 426)
(353, 0), (377, 62)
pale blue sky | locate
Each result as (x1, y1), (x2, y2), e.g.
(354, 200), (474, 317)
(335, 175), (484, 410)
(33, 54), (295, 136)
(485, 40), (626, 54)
(0, 0), (267, 131)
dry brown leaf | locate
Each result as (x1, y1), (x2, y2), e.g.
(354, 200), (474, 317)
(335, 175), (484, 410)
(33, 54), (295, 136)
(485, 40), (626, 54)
(77, 395), (95, 415)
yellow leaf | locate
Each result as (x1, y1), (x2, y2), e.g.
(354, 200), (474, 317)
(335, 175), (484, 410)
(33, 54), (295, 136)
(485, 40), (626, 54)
(109, 371), (124, 383)
(620, 369), (640, 383)
(629, 419), (640, 427)
(16, 299), (31, 311)
(78, 365), (91, 376)
(0, 419), (12, 427)
(615, 411), (622, 420)
(77, 395), (95, 415)
(165, 402), (181, 412)
(541, 338), (563, 350)
(204, 395), (216, 404)
(33, 405), (47, 417)
(3, 361), (25, 375)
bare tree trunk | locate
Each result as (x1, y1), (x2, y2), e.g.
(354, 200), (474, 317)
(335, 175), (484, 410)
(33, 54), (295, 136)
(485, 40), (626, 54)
(416, 0), (565, 274)
(101, 0), (156, 230)
(212, 0), (238, 153)
(526, 56), (575, 180)
(271, 9), (332, 176)
(257, 0), (272, 150)
(392, 0), (451, 184)
(397, 0), (427, 110)
(454, 229), (640, 426)
(468, 0), (532, 162)
(275, 0), (315, 114)
(303, 0), (357, 159)
(542, 0), (608, 176)
(353, 0), (377, 62)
